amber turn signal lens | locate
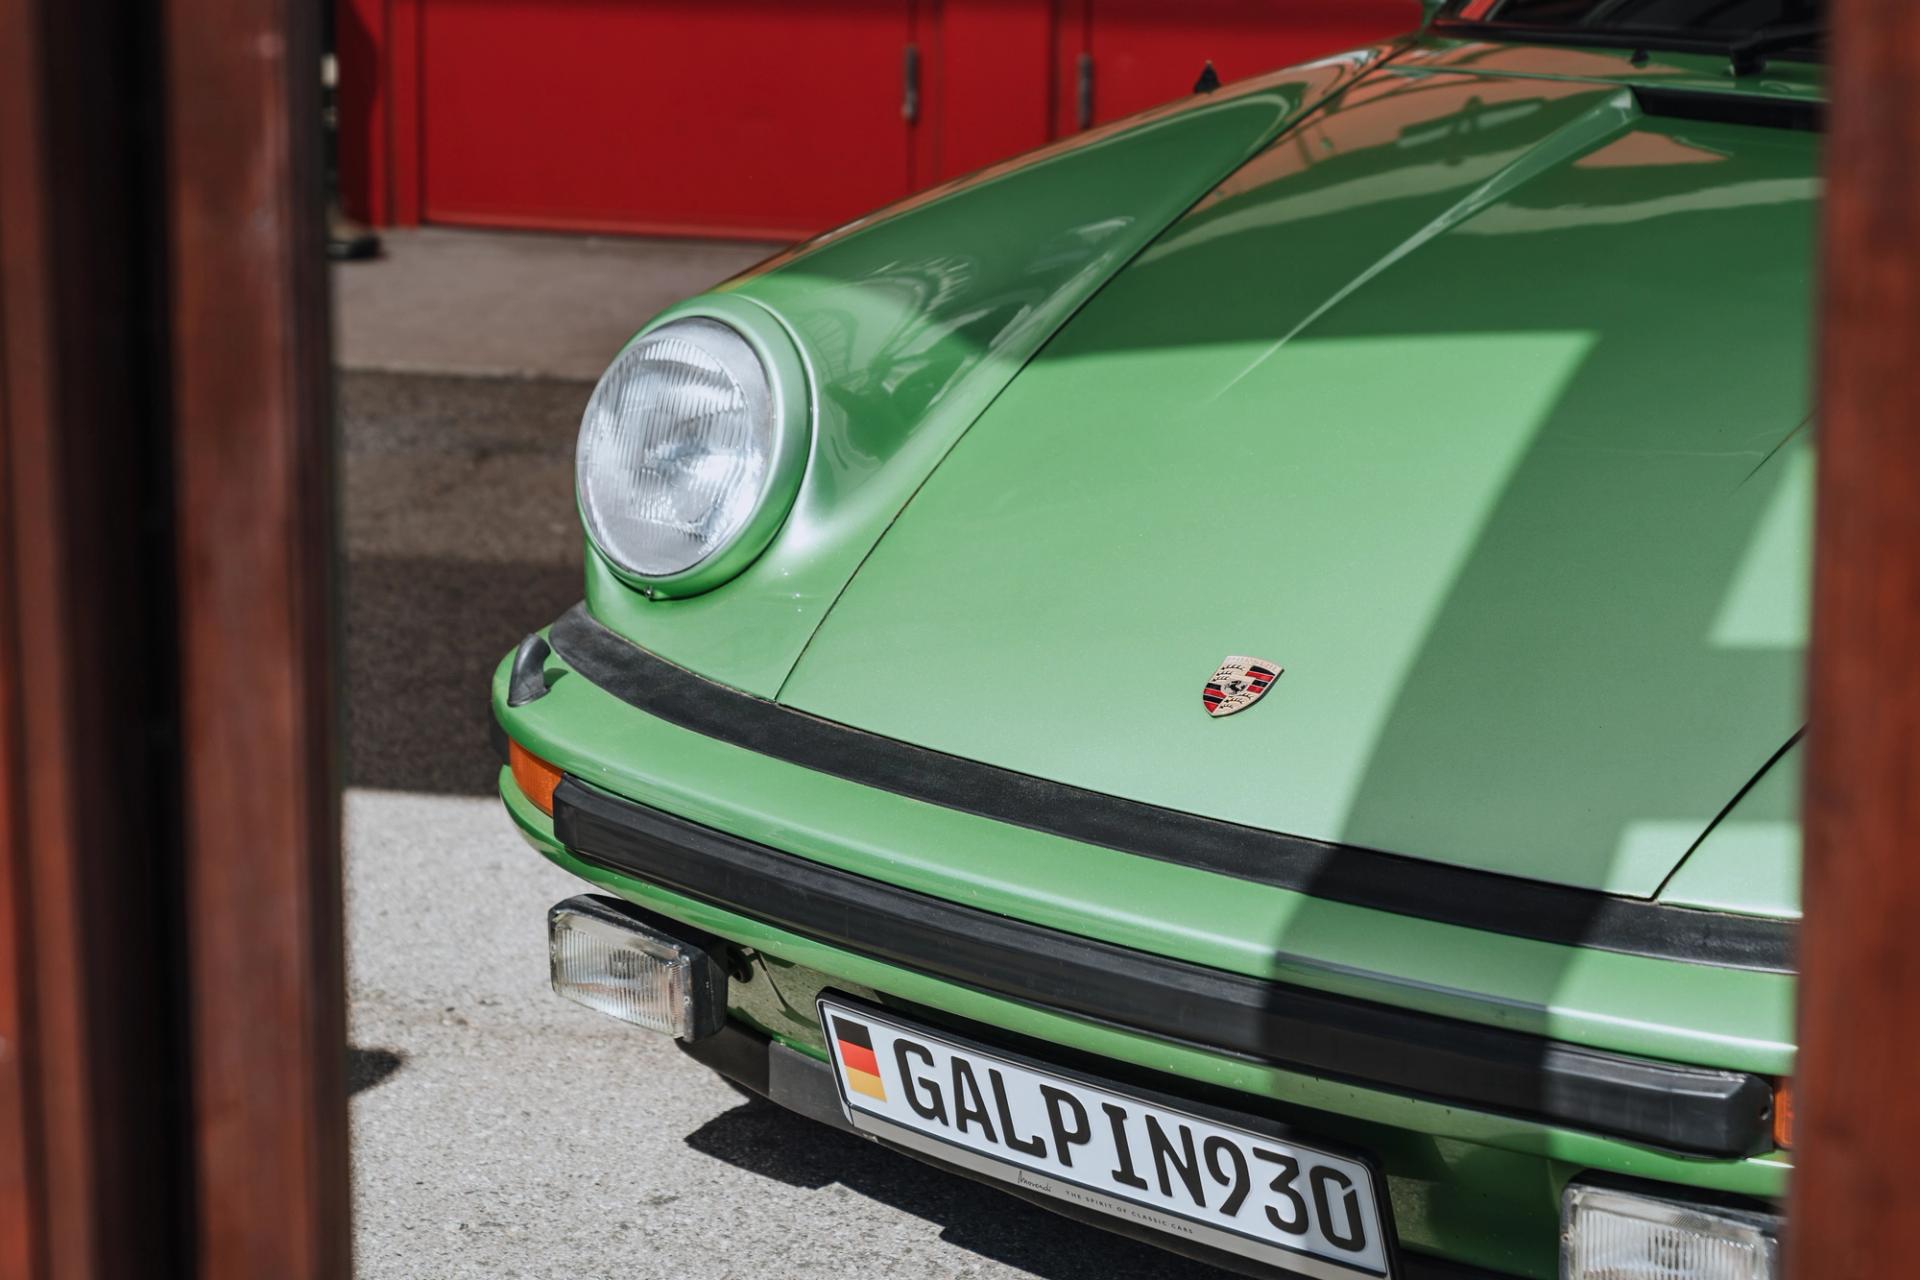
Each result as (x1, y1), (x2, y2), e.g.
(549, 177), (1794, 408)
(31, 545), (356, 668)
(509, 739), (563, 816)
(1772, 1080), (1793, 1150)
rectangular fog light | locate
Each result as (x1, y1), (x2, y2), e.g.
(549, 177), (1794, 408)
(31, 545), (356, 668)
(1563, 1182), (1779, 1280)
(548, 896), (727, 1041)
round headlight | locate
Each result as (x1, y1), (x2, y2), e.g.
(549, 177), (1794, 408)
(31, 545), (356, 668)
(576, 316), (806, 591)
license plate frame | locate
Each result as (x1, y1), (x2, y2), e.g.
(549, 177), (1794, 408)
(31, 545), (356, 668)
(817, 995), (1400, 1280)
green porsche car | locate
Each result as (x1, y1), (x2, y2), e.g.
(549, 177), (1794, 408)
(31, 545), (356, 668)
(492, 2), (1818, 1275)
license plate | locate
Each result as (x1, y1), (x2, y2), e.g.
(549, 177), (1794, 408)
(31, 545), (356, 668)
(819, 998), (1394, 1279)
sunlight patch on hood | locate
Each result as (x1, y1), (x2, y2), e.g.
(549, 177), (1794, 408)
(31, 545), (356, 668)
(1710, 446), (1811, 650)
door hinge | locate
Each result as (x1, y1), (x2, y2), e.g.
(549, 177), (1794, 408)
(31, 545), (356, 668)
(902, 42), (921, 124)
(1075, 51), (1094, 130)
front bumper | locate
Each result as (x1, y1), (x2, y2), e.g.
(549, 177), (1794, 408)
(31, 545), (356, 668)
(556, 775), (1770, 1158)
(493, 609), (1793, 1279)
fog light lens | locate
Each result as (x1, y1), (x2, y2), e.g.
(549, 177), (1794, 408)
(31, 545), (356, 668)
(548, 896), (727, 1040)
(1563, 1183), (1779, 1280)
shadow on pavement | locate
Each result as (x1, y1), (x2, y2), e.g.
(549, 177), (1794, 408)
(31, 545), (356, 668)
(347, 1046), (406, 1096)
(341, 370), (586, 795)
(685, 1098), (1234, 1280)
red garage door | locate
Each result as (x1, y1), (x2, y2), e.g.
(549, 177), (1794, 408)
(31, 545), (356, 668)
(908, 0), (1421, 188)
(338, 1), (1420, 240)
(418, 1), (916, 240)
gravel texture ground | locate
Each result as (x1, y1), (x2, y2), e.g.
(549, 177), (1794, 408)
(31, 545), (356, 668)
(343, 786), (1226, 1280)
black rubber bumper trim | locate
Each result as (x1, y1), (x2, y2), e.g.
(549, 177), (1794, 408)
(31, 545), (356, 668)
(555, 777), (1775, 1158)
(544, 604), (1796, 974)
(680, 1018), (1522, 1280)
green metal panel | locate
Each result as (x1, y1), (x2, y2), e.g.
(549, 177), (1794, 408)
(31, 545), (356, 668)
(1660, 740), (1802, 919)
(779, 63), (1818, 898)
(581, 48), (1393, 696)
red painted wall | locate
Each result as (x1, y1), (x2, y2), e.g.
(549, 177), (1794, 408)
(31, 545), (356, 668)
(916, 0), (1064, 185)
(338, 0), (1420, 240)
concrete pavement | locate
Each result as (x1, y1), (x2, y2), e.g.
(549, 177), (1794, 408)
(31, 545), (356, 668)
(337, 228), (1232, 1279)
(346, 789), (1223, 1280)
(333, 228), (778, 380)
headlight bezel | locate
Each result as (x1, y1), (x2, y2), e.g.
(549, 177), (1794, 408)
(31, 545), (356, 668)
(575, 297), (812, 599)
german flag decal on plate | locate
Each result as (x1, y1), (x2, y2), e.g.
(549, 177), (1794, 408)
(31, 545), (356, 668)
(830, 1015), (888, 1102)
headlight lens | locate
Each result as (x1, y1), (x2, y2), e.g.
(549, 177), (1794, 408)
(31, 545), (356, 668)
(576, 317), (790, 583)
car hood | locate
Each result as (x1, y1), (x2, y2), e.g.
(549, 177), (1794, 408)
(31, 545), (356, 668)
(579, 47), (1388, 697)
(778, 55), (1818, 897)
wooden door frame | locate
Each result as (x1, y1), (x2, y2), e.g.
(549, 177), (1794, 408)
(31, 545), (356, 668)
(1789, 0), (1920, 1272)
(0, 0), (349, 1275)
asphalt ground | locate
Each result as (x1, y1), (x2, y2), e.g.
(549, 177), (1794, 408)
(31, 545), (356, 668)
(338, 231), (1235, 1278)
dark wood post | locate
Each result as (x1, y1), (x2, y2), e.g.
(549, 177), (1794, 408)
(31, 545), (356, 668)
(162, 0), (351, 1275)
(1790, 0), (1920, 1273)
(0, 2), (199, 1274)
(0, 0), (348, 1275)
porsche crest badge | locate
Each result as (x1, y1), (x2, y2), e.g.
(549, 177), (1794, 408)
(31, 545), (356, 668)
(1203, 656), (1282, 718)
